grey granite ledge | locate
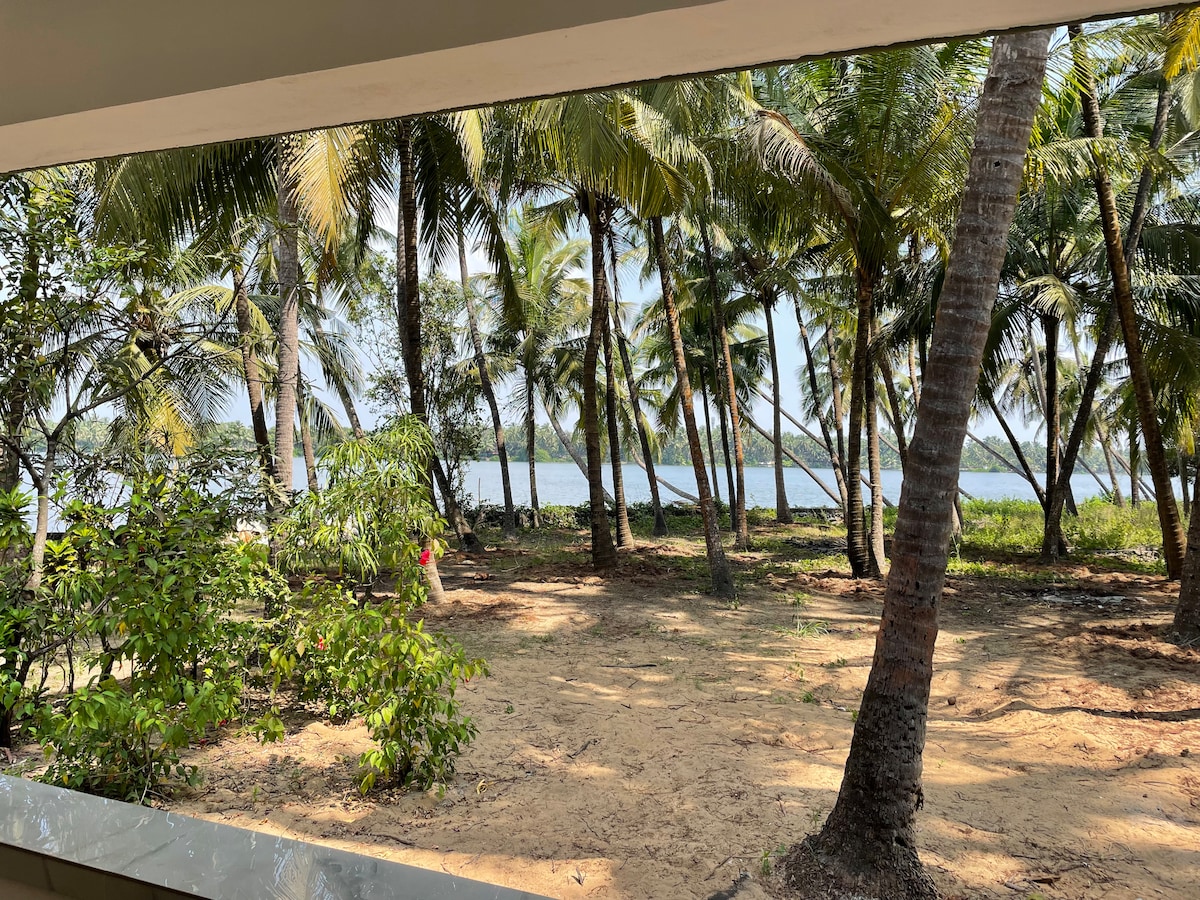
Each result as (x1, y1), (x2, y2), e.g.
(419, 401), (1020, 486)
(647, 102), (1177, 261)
(0, 776), (551, 900)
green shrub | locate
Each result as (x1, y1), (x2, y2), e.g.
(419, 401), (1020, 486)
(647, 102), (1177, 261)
(263, 422), (487, 793)
(34, 475), (256, 801)
(261, 582), (486, 793)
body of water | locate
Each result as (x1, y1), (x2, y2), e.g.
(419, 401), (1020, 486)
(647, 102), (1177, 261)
(459, 459), (1133, 509)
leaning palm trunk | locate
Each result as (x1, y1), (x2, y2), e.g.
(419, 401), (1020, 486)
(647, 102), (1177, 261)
(865, 368), (886, 575)
(1178, 469), (1200, 638)
(798, 313), (849, 507)
(583, 195), (618, 569)
(297, 375), (319, 493)
(396, 120), (480, 598)
(652, 216), (734, 598)
(1069, 24), (1186, 579)
(1043, 62), (1169, 552)
(233, 269), (276, 492)
(845, 271), (877, 578)
(602, 311), (634, 548)
(784, 30), (1051, 897)
(612, 307), (668, 536)
(526, 382), (541, 528)
(763, 294), (793, 524)
(459, 216), (516, 538)
(274, 136), (301, 499)
(700, 378), (722, 506)
(548, 408), (615, 505)
(709, 323), (739, 528)
(701, 220), (749, 548)
(1041, 313), (1062, 555)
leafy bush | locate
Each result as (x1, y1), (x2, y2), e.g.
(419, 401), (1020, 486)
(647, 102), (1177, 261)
(264, 422), (487, 792)
(276, 421), (441, 583)
(261, 582), (486, 792)
(32, 475), (257, 801)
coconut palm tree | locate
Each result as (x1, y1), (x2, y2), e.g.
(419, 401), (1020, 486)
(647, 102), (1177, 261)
(745, 45), (981, 577)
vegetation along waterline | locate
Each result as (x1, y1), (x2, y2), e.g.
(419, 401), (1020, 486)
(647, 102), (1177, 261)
(1, 13), (1199, 900)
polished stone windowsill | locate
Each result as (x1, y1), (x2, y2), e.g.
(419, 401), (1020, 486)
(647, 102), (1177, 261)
(0, 775), (549, 900)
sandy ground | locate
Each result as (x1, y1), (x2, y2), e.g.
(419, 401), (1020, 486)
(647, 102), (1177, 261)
(164, 533), (1200, 900)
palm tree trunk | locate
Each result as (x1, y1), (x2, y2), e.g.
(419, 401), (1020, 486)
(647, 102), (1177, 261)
(233, 268), (277, 491)
(746, 416), (841, 505)
(798, 312), (849, 507)
(1179, 451), (1190, 520)
(826, 326), (849, 485)
(459, 213), (516, 538)
(1176, 462), (1200, 638)
(312, 320), (367, 441)
(601, 310), (634, 548)
(273, 135), (301, 498)
(1129, 427), (1141, 507)
(548, 407), (615, 506)
(864, 356), (885, 575)
(700, 219), (749, 548)
(652, 215), (733, 597)
(1098, 420), (1125, 507)
(25, 441), (57, 591)
(1070, 24), (1186, 579)
(612, 301), (667, 536)
(296, 375), (319, 492)
(396, 120), (480, 592)
(1041, 313), (1064, 560)
(763, 294), (793, 524)
(700, 377), (722, 506)
(989, 395), (1048, 507)
(788, 31), (1051, 896)
(878, 352), (908, 471)
(845, 272), (876, 578)
(1044, 38), (1171, 545)
(583, 195), (618, 569)
(526, 379), (541, 528)
(708, 312), (738, 529)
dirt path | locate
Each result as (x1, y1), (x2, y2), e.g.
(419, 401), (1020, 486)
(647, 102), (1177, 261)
(171, 537), (1200, 899)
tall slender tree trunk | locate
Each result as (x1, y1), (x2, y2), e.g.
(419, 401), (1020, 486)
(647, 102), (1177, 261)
(785, 31), (1051, 897)
(602, 310), (634, 548)
(1129, 426), (1141, 507)
(845, 272), (877, 578)
(652, 216), (733, 597)
(1040, 313), (1064, 559)
(583, 195), (618, 569)
(527, 393), (541, 528)
(708, 312), (739, 530)
(701, 377), (722, 506)
(1176, 461), (1200, 638)
(273, 136), (301, 498)
(233, 268), (277, 492)
(1099, 420), (1125, 507)
(989, 395), (1049, 507)
(826, 326), (849, 488)
(1045, 50), (1165, 550)
(612, 299), (667, 536)
(878, 352), (908, 472)
(548, 409), (615, 505)
(763, 294), (793, 524)
(864, 355), (886, 575)
(459, 213), (516, 538)
(297, 375), (319, 492)
(396, 121), (479, 597)
(700, 220), (749, 548)
(1179, 451), (1190, 520)
(798, 313), (849, 507)
(1070, 24), (1186, 579)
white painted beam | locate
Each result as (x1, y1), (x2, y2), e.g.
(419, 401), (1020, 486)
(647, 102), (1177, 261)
(0, 0), (1163, 172)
